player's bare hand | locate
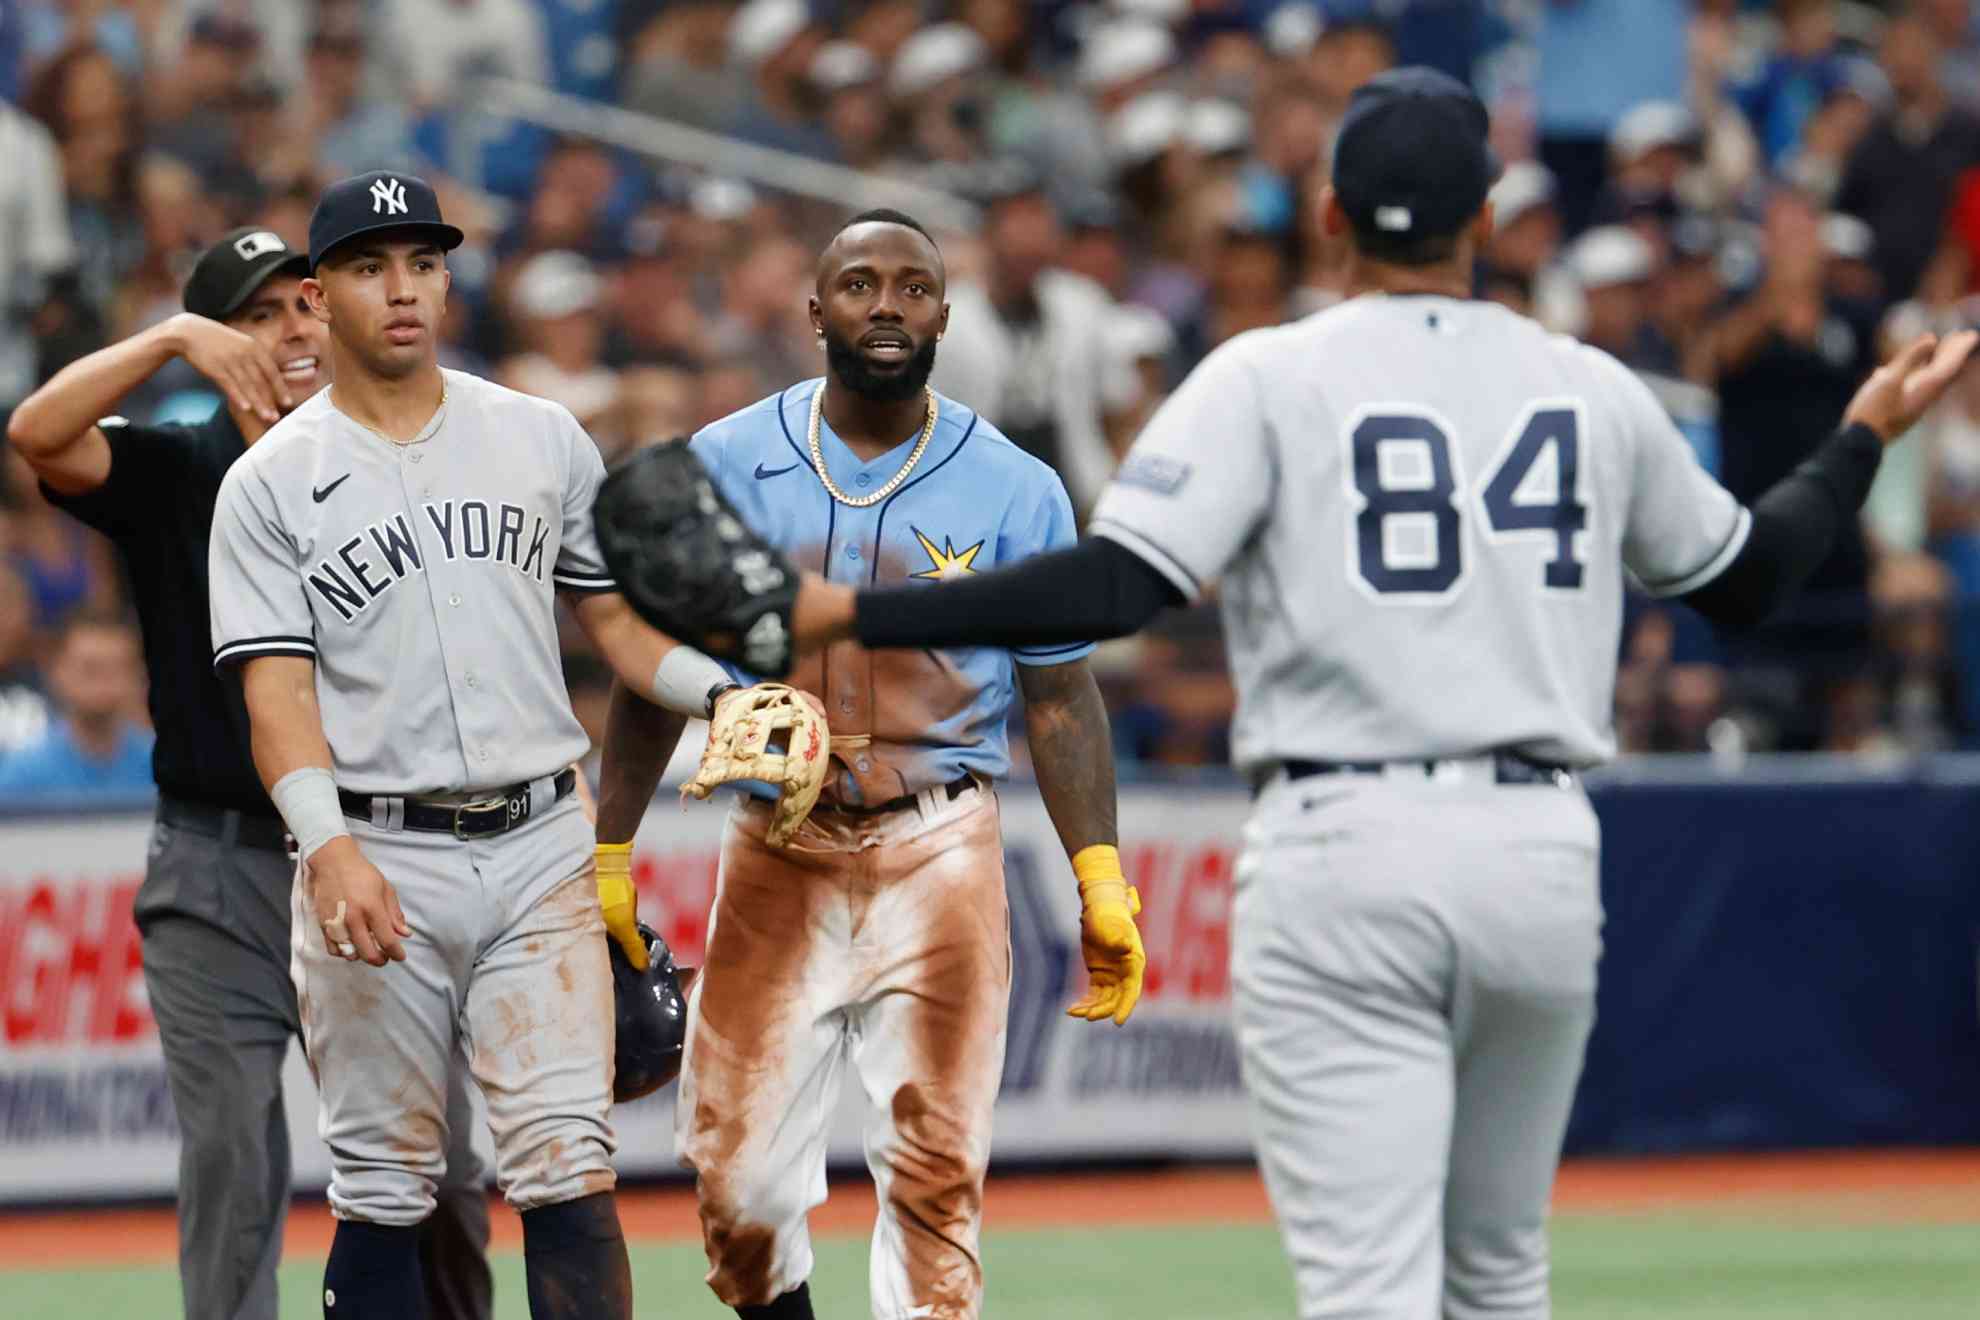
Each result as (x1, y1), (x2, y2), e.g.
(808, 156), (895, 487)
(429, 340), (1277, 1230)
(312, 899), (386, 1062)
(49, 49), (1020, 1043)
(1844, 330), (1980, 443)
(309, 837), (410, 967)
(168, 311), (291, 425)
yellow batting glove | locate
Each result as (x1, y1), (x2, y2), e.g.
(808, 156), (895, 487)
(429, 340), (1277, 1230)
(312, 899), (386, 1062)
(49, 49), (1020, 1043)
(596, 841), (647, 971)
(1067, 845), (1145, 1026)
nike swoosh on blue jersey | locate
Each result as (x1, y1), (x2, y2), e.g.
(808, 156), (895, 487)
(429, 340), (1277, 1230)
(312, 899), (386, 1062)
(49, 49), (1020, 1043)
(754, 462), (800, 480)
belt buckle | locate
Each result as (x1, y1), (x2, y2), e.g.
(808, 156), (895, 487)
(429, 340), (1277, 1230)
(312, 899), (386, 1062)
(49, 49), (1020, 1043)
(452, 795), (516, 840)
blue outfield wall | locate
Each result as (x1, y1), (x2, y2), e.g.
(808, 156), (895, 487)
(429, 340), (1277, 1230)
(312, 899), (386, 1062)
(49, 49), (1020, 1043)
(3, 756), (1977, 1191)
(1566, 761), (1980, 1154)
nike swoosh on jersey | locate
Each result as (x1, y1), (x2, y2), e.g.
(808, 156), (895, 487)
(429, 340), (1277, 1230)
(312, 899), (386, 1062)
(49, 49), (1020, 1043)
(754, 461), (800, 480)
(312, 473), (352, 503)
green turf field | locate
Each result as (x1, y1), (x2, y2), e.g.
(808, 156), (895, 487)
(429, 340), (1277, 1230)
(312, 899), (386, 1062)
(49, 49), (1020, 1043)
(8, 1213), (1977, 1318)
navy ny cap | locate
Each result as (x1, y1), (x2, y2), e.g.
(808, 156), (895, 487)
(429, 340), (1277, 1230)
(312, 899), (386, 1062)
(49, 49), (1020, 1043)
(1332, 67), (1498, 244)
(183, 227), (309, 321)
(308, 171), (465, 272)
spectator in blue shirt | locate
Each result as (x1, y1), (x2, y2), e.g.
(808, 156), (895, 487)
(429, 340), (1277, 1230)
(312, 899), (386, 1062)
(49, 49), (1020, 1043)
(1733, 0), (1852, 167)
(0, 608), (152, 797)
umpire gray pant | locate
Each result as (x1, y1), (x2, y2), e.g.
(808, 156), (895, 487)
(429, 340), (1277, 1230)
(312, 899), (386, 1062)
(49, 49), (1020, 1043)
(136, 798), (494, 1320)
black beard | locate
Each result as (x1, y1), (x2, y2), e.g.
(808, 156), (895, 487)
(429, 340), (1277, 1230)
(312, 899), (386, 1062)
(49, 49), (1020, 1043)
(823, 330), (939, 402)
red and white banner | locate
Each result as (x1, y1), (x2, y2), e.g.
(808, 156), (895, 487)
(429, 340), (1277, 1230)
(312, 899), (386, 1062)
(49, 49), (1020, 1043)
(0, 787), (1258, 1204)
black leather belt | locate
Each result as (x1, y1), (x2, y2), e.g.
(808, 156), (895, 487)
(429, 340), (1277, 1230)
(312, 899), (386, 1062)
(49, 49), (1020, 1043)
(820, 773), (975, 817)
(1277, 751), (1575, 789)
(157, 795), (292, 853)
(339, 768), (577, 839)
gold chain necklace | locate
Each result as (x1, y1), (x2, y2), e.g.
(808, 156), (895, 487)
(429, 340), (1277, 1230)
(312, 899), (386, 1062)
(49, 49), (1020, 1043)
(807, 381), (937, 508)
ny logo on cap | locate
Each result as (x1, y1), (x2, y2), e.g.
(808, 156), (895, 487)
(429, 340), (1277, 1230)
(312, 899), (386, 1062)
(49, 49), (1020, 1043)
(233, 230), (287, 261)
(370, 178), (409, 216)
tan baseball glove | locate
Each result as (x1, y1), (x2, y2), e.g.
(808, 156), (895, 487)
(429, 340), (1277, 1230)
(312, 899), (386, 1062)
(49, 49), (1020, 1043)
(682, 683), (831, 847)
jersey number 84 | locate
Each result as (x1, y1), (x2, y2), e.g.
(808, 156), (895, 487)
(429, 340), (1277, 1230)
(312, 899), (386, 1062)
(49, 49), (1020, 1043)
(1345, 400), (1588, 601)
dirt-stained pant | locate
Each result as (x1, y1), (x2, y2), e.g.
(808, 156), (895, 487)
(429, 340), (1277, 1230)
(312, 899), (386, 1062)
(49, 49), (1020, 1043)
(290, 796), (618, 1226)
(678, 781), (1011, 1320)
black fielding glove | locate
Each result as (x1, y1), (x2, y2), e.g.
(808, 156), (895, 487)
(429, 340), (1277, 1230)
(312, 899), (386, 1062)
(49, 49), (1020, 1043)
(593, 442), (799, 677)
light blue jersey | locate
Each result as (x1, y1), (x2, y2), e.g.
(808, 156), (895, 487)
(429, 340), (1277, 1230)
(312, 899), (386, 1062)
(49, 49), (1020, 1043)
(691, 381), (1091, 805)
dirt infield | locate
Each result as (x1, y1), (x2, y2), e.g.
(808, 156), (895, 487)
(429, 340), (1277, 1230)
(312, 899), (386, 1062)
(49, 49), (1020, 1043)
(3, 1149), (1976, 1270)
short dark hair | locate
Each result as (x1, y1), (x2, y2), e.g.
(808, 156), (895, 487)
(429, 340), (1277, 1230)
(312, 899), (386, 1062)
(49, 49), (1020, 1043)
(836, 208), (938, 249)
(1347, 219), (1465, 268)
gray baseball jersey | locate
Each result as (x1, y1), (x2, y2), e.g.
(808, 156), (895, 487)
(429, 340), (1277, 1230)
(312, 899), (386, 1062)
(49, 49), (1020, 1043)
(1097, 292), (1757, 1316)
(208, 368), (614, 794)
(207, 368), (621, 1228)
(1091, 293), (1748, 771)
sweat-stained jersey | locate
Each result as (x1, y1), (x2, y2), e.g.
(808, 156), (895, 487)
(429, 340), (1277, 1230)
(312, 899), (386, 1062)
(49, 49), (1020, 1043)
(690, 381), (1092, 806)
(1091, 294), (1749, 771)
(208, 369), (616, 795)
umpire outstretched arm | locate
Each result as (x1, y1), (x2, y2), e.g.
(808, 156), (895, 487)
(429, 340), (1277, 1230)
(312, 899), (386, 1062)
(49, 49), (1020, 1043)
(795, 331), (1976, 656)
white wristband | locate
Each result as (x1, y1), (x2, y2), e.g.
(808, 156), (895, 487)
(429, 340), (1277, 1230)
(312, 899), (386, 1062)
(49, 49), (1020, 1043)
(271, 766), (349, 862)
(653, 646), (737, 718)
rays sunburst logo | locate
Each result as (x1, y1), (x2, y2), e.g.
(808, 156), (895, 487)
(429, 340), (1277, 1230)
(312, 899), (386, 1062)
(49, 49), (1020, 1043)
(910, 526), (985, 580)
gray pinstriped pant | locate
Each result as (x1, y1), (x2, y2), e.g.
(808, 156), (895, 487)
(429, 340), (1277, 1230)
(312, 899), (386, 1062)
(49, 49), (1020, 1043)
(1232, 772), (1603, 1319)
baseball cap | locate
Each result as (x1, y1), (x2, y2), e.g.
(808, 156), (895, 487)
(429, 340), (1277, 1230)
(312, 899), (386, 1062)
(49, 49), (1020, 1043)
(810, 40), (879, 94)
(1108, 91), (1186, 171)
(1489, 161), (1556, 233)
(512, 250), (604, 320)
(890, 23), (986, 98)
(1264, 3), (1324, 58)
(729, 0), (810, 67)
(1568, 226), (1656, 290)
(308, 171), (465, 272)
(1820, 212), (1876, 264)
(1609, 101), (1699, 163)
(1186, 99), (1251, 158)
(1332, 66), (1497, 244)
(1078, 21), (1176, 91)
(183, 227), (309, 321)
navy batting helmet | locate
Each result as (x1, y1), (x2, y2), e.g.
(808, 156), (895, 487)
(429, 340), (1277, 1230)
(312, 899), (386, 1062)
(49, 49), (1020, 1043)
(611, 922), (690, 1102)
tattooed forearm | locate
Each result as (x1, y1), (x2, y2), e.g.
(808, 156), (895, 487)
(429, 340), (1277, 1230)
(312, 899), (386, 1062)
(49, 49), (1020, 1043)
(596, 680), (690, 843)
(1017, 658), (1118, 856)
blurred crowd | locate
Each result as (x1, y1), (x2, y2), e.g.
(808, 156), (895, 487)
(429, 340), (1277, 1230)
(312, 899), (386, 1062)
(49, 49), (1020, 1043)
(5, 0), (1980, 798)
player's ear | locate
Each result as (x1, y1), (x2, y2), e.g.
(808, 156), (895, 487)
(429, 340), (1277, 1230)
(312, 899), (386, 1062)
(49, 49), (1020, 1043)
(302, 277), (331, 325)
(1319, 185), (1348, 238)
(938, 301), (949, 341)
(808, 295), (824, 340)
(1470, 200), (1496, 249)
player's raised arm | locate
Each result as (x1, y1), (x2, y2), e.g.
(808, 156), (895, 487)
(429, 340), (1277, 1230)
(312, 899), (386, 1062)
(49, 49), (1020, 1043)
(848, 334), (1276, 654)
(556, 411), (743, 720)
(1627, 329), (1977, 626)
(589, 340), (1285, 672)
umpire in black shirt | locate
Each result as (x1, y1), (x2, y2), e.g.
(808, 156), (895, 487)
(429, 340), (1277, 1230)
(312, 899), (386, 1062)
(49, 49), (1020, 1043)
(6, 228), (493, 1320)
